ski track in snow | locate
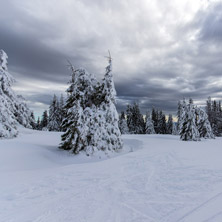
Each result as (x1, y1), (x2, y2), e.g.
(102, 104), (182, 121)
(1, 130), (222, 222)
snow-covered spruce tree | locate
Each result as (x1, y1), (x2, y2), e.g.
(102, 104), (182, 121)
(48, 95), (60, 131)
(180, 100), (200, 141)
(59, 66), (97, 152)
(196, 107), (215, 139)
(0, 50), (34, 138)
(145, 111), (155, 134)
(119, 111), (129, 134)
(166, 114), (173, 134)
(59, 56), (122, 155)
(0, 50), (18, 138)
(98, 54), (123, 152)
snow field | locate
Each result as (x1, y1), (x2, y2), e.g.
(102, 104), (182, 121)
(1, 129), (222, 222)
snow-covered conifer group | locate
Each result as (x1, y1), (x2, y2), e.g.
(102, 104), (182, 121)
(0, 50), (34, 138)
(178, 98), (214, 141)
(59, 55), (122, 155)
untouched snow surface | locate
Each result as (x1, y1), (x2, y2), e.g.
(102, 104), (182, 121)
(1, 128), (222, 222)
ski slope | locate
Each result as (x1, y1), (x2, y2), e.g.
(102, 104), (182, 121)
(1, 128), (222, 222)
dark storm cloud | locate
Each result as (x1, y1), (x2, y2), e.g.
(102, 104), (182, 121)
(1, 0), (222, 115)
(0, 1), (93, 84)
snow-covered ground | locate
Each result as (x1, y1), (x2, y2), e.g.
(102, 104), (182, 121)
(1, 128), (222, 222)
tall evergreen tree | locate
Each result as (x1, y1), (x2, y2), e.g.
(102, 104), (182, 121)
(180, 101), (200, 141)
(0, 50), (18, 138)
(196, 107), (215, 139)
(59, 66), (93, 152)
(0, 50), (34, 138)
(99, 55), (123, 152)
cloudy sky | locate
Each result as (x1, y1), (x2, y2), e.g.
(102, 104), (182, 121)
(1, 0), (222, 116)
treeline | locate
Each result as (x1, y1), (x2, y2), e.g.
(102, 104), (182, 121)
(119, 97), (222, 141)
(118, 103), (175, 135)
(0, 50), (35, 138)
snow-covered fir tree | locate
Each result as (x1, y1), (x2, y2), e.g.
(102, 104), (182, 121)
(145, 111), (155, 134)
(166, 114), (173, 134)
(119, 111), (129, 134)
(0, 50), (34, 138)
(179, 99), (200, 141)
(0, 50), (18, 138)
(60, 55), (122, 155)
(48, 95), (60, 131)
(99, 55), (123, 152)
(196, 107), (215, 139)
(60, 66), (97, 153)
